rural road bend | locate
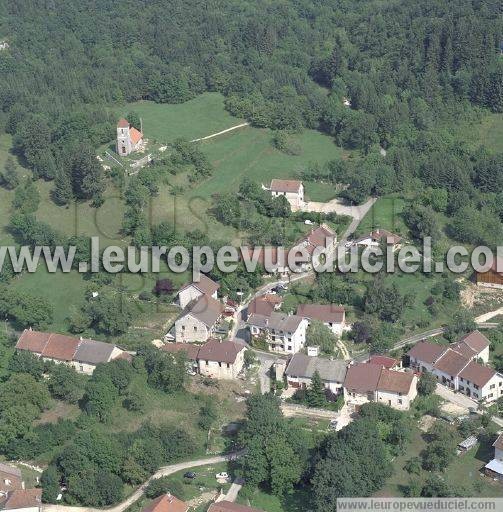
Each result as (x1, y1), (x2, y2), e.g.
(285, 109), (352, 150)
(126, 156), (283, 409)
(43, 452), (241, 512)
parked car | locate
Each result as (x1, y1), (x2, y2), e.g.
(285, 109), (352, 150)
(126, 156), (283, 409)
(216, 472), (229, 479)
(329, 419), (338, 430)
(184, 471), (197, 479)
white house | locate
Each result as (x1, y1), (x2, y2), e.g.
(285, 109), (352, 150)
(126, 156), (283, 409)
(343, 362), (417, 411)
(15, 329), (130, 375)
(485, 434), (503, 480)
(177, 275), (220, 309)
(247, 312), (308, 354)
(296, 303), (346, 336)
(269, 179), (305, 211)
(285, 353), (347, 395)
(407, 333), (502, 403)
(197, 339), (247, 380)
(174, 295), (224, 343)
(353, 229), (402, 252)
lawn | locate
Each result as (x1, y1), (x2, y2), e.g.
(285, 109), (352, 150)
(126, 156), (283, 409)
(454, 112), (503, 154)
(304, 180), (339, 202)
(354, 195), (408, 238)
(124, 93), (245, 142)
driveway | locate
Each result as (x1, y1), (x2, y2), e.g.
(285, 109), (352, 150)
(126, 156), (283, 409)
(43, 452), (242, 512)
(302, 197), (376, 219)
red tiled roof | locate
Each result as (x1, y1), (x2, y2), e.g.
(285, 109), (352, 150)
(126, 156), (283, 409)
(270, 179), (302, 193)
(434, 349), (470, 377)
(197, 339), (245, 364)
(208, 501), (264, 512)
(455, 331), (490, 354)
(407, 341), (447, 365)
(3, 489), (42, 510)
(179, 275), (220, 296)
(459, 361), (496, 388)
(41, 333), (80, 361)
(377, 369), (415, 394)
(130, 126), (143, 145)
(15, 329), (50, 354)
(307, 224), (336, 248)
(117, 118), (129, 128)
(141, 494), (188, 512)
(248, 297), (275, 317)
(296, 303), (345, 324)
(161, 342), (200, 361)
(0, 464), (23, 494)
(344, 363), (382, 394)
(368, 355), (398, 369)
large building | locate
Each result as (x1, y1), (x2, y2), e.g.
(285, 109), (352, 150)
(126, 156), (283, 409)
(407, 331), (502, 402)
(247, 312), (308, 354)
(285, 353), (347, 394)
(296, 303), (346, 337)
(15, 329), (130, 375)
(161, 339), (247, 380)
(343, 362), (417, 410)
(116, 118), (143, 156)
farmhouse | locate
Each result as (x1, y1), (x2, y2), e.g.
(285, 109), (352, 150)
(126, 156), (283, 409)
(197, 339), (246, 379)
(174, 295), (225, 343)
(0, 489), (42, 512)
(296, 303), (346, 336)
(177, 275), (220, 309)
(269, 179), (304, 210)
(0, 464), (23, 498)
(353, 229), (402, 251)
(285, 353), (347, 394)
(116, 118), (143, 156)
(485, 433), (503, 480)
(476, 257), (503, 289)
(343, 363), (417, 410)
(141, 493), (188, 512)
(15, 329), (129, 374)
(407, 333), (501, 402)
(247, 312), (308, 354)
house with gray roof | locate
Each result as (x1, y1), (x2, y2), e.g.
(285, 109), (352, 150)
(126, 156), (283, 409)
(247, 312), (308, 354)
(285, 353), (347, 394)
(174, 294), (225, 343)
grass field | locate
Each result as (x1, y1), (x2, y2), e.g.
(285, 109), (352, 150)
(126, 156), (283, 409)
(124, 93), (245, 142)
(355, 195), (408, 238)
(455, 112), (503, 153)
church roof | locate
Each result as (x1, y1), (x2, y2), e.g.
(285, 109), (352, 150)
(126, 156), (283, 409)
(117, 118), (129, 128)
(130, 126), (143, 144)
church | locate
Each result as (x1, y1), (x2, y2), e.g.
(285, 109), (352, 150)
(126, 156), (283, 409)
(116, 118), (143, 156)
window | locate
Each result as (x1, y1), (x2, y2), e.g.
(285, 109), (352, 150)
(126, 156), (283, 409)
(181, 325), (185, 331)
(491, 384), (496, 389)
(488, 393), (494, 398)
(474, 384), (479, 390)
(218, 362), (222, 367)
(80, 365), (84, 372)
(226, 363), (230, 368)
(398, 399), (403, 405)
(193, 326), (197, 332)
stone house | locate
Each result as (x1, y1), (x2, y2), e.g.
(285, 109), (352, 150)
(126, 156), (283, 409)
(343, 362), (417, 411)
(285, 353), (347, 394)
(15, 329), (129, 375)
(177, 275), (220, 309)
(116, 118), (143, 156)
(269, 179), (304, 211)
(296, 303), (346, 336)
(247, 312), (308, 354)
(291, 224), (337, 272)
(197, 339), (246, 379)
(174, 295), (225, 343)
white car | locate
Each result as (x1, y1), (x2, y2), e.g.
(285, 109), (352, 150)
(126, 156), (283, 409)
(216, 472), (229, 480)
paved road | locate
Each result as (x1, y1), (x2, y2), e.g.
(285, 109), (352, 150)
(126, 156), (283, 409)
(44, 452), (242, 512)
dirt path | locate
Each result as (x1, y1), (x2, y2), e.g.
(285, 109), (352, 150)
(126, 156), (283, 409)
(475, 307), (503, 323)
(43, 452), (241, 512)
(190, 123), (249, 142)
